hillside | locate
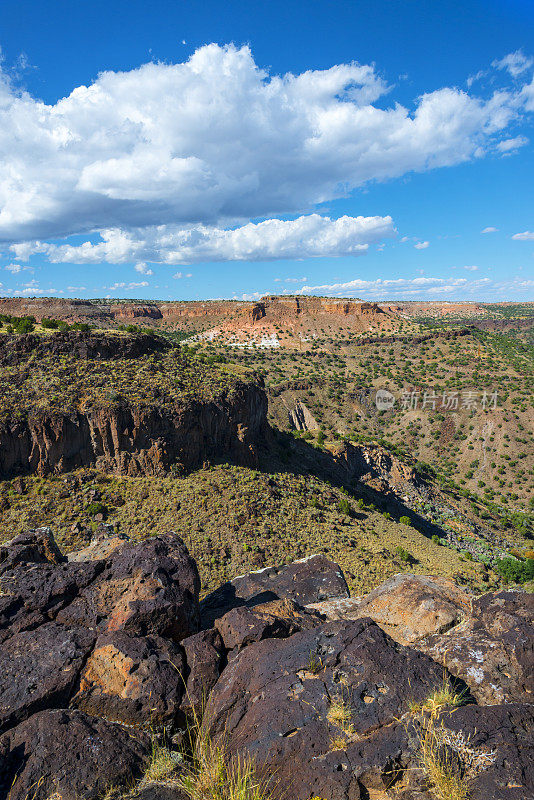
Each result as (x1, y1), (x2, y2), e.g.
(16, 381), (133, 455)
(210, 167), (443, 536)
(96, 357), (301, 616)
(0, 320), (532, 595)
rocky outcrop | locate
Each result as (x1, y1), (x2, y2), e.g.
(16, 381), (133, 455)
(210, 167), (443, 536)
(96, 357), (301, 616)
(180, 628), (226, 716)
(0, 379), (267, 479)
(332, 441), (420, 495)
(0, 709), (149, 800)
(0, 331), (169, 366)
(214, 597), (324, 651)
(309, 573), (472, 645)
(420, 590), (534, 705)
(71, 630), (186, 726)
(0, 531), (200, 732)
(110, 304), (163, 320)
(0, 622), (96, 733)
(288, 399), (319, 431)
(0, 529), (532, 800)
(204, 617), (451, 800)
(312, 573), (534, 708)
(200, 553), (349, 627)
(56, 533), (201, 641)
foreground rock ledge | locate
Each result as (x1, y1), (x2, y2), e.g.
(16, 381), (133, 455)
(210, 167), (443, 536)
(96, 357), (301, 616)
(0, 528), (532, 800)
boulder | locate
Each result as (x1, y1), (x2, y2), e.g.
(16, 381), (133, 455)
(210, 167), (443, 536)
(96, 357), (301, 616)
(0, 527), (65, 572)
(200, 554), (349, 627)
(58, 534), (201, 642)
(309, 573), (471, 646)
(421, 590), (534, 705)
(0, 561), (104, 638)
(215, 598), (324, 651)
(71, 630), (186, 727)
(0, 709), (149, 800)
(0, 622), (95, 733)
(205, 618), (449, 800)
(69, 524), (131, 562)
(180, 628), (225, 717)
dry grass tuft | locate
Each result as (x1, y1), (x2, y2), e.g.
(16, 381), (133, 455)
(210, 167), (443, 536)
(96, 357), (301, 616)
(327, 693), (355, 747)
(408, 677), (467, 718)
(143, 740), (179, 784)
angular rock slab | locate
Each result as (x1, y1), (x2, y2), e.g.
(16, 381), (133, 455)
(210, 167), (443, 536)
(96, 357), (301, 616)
(58, 534), (201, 642)
(200, 554), (349, 627)
(180, 628), (226, 717)
(0, 560), (104, 643)
(0, 527), (65, 573)
(310, 573), (472, 646)
(215, 597), (324, 651)
(71, 630), (186, 727)
(0, 622), (95, 734)
(438, 703), (534, 800)
(421, 590), (534, 705)
(0, 709), (149, 800)
(205, 618), (449, 800)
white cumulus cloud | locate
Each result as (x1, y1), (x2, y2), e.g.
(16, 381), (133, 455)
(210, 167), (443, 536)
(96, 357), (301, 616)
(0, 42), (532, 259)
(25, 214), (395, 264)
(291, 275), (528, 300)
(481, 226), (498, 233)
(134, 262), (154, 275)
(493, 50), (534, 78)
(414, 241), (430, 249)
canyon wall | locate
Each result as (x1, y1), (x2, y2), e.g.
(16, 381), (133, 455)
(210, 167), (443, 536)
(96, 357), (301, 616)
(0, 383), (267, 478)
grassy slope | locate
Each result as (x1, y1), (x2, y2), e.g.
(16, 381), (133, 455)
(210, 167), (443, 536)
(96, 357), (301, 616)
(0, 464), (485, 596)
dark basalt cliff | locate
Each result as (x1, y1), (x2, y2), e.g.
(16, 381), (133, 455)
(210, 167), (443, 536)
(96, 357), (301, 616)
(0, 385), (266, 478)
(0, 333), (268, 478)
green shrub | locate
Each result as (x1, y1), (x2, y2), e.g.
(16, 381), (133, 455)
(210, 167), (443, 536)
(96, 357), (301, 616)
(337, 497), (352, 516)
(395, 546), (414, 563)
(399, 515), (412, 526)
(494, 556), (534, 585)
(85, 501), (107, 517)
(41, 318), (60, 329)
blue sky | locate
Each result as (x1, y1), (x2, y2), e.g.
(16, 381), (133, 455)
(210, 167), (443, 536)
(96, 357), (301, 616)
(0, 0), (533, 301)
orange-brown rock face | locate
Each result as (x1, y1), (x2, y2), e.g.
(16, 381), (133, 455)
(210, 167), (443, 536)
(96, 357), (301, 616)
(109, 304), (163, 320)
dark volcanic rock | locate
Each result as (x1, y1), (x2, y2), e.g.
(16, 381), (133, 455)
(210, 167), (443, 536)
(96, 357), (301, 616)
(0, 560), (103, 641)
(0, 331), (169, 366)
(0, 622), (95, 733)
(180, 628), (226, 716)
(205, 618), (448, 800)
(0, 709), (149, 800)
(0, 526), (65, 572)
(421, 590), (534, 705)
(438, 703), (534, 800)
(200, 554), (349, 627)
(131, 786), (188, 800)
(71, 630), (186, 727)
(57, 535), (201, 642)
(215, 598), (324, 651)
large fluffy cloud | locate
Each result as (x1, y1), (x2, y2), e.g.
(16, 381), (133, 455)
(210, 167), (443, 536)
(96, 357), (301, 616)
(24, 214), (394, 264)
(1, 43), (533, 255)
